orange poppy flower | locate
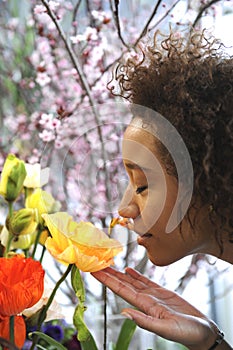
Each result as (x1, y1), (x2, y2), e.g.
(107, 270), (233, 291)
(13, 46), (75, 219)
(0, 256), (45, 317)
(0, 315), (26, 349)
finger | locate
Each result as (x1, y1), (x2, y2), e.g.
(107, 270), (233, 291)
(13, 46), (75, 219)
(121, 307), (173, 339)
(93, 269), (167, 316)
(92, 269), (150, 308)
(99, 267), (157, 291)
(93, 267), (147, 291)
(125, 268), (163, 289)
(92, 269), (135, 295)
(122, 308), (213, 347)
(92, 268), (135, 287)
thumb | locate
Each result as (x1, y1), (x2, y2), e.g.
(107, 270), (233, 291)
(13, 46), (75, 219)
(121, 308), (160, 333)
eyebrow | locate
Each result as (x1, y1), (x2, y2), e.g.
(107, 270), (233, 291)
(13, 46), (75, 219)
(124, 162), (151, 171)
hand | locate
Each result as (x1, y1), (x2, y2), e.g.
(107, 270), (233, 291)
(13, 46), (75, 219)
(92, 267), (222, 350)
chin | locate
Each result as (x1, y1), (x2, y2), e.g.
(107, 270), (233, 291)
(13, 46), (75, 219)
(147, 253), (180, 267)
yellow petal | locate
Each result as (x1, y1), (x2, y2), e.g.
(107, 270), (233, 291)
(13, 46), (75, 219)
(45, 237), (77, 265)
(74, 249), (115, 272)
(43, 212), (123, 272)
(43, 213), (72, 251)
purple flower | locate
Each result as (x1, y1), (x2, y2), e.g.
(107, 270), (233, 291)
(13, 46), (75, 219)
(42, 324), (64, 342)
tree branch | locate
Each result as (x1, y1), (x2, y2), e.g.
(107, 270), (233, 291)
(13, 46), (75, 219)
(40, 0), (112, 201)
(134, 0), (163, 46)
(192, 0), (222, 28)
(110, 0), (130, 48)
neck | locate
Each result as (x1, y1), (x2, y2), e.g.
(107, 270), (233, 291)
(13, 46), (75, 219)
(188, 206), (233, 264)
(190, 204), (233, 264)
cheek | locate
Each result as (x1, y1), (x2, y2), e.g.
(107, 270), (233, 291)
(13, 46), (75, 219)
(140, 188), (173, 232)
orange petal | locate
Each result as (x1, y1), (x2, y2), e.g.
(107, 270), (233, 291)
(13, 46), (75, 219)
(0, 256), (44, 317)
(0, 315), (26, 349)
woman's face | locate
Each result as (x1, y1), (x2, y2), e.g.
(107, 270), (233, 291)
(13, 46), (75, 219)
(118, 119), (205, 266)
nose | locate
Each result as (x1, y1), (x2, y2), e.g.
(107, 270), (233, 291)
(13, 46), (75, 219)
(118, 184), (139, 219)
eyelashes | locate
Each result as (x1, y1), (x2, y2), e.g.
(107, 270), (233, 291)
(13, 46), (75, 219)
(136, 185), (148, 194)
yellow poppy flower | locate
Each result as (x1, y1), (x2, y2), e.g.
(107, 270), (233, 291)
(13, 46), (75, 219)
(25, 188), (61, 224)
(43, 212), (123, 272)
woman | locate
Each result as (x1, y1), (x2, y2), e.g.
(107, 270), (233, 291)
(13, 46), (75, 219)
(92, 29), (233, 349)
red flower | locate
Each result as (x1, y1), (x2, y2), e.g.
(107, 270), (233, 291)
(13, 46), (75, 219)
(0, 256), (45, 317)
(0, 315), (26, 349)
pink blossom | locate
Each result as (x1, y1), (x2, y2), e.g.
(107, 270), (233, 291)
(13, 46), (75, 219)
(70, 27), (98, 44)
(48, 1), (60, 11)
(37, 40), (51, 54)
(47, 118), (61, 131)
(39, 113), (54, 125)
(34, 5), (46, 15)
(39, 129), (55, 142)
(91, 10), (111, 24)
(54, 138), (64, 149)
(36, 72), (51, 86)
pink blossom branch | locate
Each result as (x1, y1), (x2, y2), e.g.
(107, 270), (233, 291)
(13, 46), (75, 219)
(72, 0), (82, 25)
(110, 0), (130, 48)
(148, 0), (182, 33)
(192, 0), (222, 27)
(133, 0), (163, 46)
(39, 0), (112, 203)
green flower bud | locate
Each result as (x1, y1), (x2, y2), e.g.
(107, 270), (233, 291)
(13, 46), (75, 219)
(0, 154), (27, 202)
(7, 208), (38, 236)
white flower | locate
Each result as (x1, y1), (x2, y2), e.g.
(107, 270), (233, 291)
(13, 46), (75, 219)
(24, 163), (50, 188)
(23, 278), (64, 321)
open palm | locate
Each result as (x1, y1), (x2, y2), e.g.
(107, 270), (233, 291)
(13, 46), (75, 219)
(92, 267), (219, 349)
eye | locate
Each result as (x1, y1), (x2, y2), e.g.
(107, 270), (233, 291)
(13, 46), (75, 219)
(136, 185), (148, 194)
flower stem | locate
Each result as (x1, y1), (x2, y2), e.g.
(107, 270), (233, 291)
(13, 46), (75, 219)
(39, 246), (46, 263)
(39, 263), (72, 327)
(103, 286), (107, 350)
(31, 229), (42, 259)
(4, 202), (14, 257)
(9, 315), (15, 345)
(29, 264), (73, 350)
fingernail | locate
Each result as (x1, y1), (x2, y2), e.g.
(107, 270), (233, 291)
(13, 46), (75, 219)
(121, 312), (133, 320)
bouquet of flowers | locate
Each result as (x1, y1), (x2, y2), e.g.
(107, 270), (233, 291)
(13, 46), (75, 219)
(0, 154), (126, 350)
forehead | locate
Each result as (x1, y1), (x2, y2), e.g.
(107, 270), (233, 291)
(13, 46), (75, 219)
(122, 123), (162, 171)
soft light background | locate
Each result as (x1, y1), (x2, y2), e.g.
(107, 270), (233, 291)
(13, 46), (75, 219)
(0, 1), (233, 349)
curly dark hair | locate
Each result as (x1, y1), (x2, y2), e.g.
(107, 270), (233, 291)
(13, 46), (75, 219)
(110, 29), (233, 245)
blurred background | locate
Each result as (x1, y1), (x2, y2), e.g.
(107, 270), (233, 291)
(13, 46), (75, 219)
(0, 0), (233, 349)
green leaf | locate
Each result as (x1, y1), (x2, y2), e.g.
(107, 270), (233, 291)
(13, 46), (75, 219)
(73, 303), (90, 342)
(28, 331), (67, 350)
(80, 332), (98, 350)
(71, 265), (98, 347)
(115, 319), (137, 350)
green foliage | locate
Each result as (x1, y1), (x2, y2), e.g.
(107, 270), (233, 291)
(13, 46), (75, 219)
(114, 319), (137, 350)
(71, 265), (98, 348)
(80, 333), (98, 350)
(28, 331), (67, 350)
